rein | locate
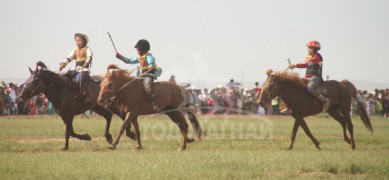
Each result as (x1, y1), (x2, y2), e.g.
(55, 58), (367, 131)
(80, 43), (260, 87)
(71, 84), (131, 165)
(102, 68), (153, 103)
(113, 68), (152, 94)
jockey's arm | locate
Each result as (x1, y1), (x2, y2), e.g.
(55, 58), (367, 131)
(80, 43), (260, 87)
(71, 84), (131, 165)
(146, 55), (156, 69)
(59, 50), (76, 70)
(121, 56), (139, 64)
(295, 55), (322, 69)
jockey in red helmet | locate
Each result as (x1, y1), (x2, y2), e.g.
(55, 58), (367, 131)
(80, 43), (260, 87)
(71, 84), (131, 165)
(289, 40), (330, 112)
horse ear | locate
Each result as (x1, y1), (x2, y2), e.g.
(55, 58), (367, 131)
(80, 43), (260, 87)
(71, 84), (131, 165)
(28, 67), (33, 74)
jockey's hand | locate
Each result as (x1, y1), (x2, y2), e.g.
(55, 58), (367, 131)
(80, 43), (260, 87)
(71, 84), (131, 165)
(116, 53), (124, 60)
(289, 64), (297, 69)
(82, 63), (89, 68)
(59, 63), (66, 71)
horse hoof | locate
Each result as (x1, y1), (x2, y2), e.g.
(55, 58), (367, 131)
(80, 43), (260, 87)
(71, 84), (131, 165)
(287, 147), (293, 151)
(107, 139), (113, 145)
(351, 145), (356, 150)
(178, 146), (186, 151)
(127, 131), (136, 141)
(187, 138), (195, 143)
(84, 134), (92, 141)
(107, 144), (116, 150)
(62, 147), (69, 151)
(134, 146), (142, 151)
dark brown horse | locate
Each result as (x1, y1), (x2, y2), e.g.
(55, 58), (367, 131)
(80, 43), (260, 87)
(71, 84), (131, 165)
(97, 64), (204, 151)
(19, 61), (135, 150)
(258, 69), (373, 150)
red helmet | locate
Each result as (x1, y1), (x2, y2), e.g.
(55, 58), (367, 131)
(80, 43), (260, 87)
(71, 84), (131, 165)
(306, 40), (321, 50)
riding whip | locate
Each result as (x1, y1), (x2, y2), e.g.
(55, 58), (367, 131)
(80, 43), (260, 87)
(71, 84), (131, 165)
(107, 32), (118, 53)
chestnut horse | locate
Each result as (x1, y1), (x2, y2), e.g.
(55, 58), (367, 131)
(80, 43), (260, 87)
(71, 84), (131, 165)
(97, 64), (204, 151)
(19, 61), (135, 150)
(258, 69), (372, 150)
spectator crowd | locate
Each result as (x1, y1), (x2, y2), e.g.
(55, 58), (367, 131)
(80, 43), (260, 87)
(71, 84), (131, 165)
(1, 78), (388, 118)
(0, 81), (55, 116)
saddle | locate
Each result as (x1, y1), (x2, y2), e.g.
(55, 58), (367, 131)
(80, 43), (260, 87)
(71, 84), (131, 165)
(301, 77), (328, 95)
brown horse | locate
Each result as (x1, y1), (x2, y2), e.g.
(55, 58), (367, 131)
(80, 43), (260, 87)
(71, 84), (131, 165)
(19, 61), (135, 150)
(258, 69), (373, 150)
(97, 64), (204, 151)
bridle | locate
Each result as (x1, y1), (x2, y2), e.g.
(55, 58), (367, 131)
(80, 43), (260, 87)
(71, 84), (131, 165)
(23, 78), (55, 98)
(258, 75), (279, 104)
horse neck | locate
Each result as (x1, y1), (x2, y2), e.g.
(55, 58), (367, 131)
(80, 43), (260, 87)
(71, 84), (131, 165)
(113, 76), (142, 101)
(277, 80), (305, 109)
(40, 71), (68, 105)
(274, 79), (293, 103)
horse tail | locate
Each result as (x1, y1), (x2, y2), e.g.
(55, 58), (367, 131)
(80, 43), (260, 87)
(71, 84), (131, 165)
(187, 111), (206, 140)
(341, 80), (373, 133)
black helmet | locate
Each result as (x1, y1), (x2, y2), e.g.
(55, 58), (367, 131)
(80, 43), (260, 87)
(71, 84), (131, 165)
(134, 39), (150, 52)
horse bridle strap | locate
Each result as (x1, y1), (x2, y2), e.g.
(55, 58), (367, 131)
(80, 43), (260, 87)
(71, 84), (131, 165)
(25, 81), (55, 97)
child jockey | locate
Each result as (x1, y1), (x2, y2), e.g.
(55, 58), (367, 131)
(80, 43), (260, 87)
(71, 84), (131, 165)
(289, 40), (330, 112)
(59, 33), (93, 104)
(116, 39), (160, 112)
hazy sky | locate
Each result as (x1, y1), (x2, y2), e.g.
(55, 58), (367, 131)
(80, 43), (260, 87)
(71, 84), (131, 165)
(0, 0), (388, 88)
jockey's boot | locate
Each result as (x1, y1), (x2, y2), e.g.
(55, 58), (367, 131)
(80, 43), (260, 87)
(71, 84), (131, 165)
(318, 94), (330, 112)
(149, 92), (160, 113)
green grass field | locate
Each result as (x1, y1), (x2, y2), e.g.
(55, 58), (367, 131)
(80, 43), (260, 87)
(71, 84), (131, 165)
(0, 114), (388, 179)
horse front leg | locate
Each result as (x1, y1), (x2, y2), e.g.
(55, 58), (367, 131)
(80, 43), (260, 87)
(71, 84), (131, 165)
(63, 123), (71, 151)
(62, 116), (91, 149)
(104, 117), (113, 144)
(108, 112), (136, 150)
(109, 101), (136, 141)
(298, 118), (321, 150)
(288, 119), (300, 150)
(131, 117), (142, 151)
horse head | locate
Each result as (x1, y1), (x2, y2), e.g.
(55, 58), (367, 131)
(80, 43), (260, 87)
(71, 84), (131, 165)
(19, 61), (49, 101)
(258, 69), (282, 107)
(98, 64), (121, 106)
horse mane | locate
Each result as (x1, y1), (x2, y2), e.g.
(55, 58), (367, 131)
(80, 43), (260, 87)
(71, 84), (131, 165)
(35, 61), (74, 86)
(106, 64), (135, 81)
(267, 69), (306, 88)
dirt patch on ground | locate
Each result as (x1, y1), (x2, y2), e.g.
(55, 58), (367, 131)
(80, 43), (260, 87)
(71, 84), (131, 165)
(265, 171), (366, 178)
(4, 137), (108, 144)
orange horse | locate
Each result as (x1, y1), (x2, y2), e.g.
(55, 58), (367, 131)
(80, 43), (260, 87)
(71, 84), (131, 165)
(98, 64), (204, 151)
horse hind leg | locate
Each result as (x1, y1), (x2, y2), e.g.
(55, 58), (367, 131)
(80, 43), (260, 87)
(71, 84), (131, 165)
(92, 106), (114, 144)
(328, 108), (351, 145)
(166, 110), (192, 151)
(186, 111), (204, 140)
(344, 112), (355, 150)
